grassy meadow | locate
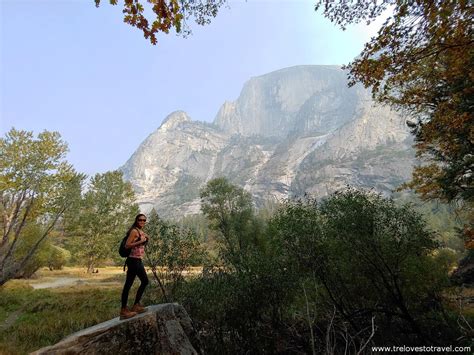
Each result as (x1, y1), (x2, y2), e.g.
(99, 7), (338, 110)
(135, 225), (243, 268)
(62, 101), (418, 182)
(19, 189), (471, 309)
(0, 267), (140, 354)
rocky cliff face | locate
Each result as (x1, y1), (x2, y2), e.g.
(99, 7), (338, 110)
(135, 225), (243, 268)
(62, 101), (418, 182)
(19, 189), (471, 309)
(121, 111), (230, 214)
(121, 65), (414, 217)
(214, 65), (363, 138)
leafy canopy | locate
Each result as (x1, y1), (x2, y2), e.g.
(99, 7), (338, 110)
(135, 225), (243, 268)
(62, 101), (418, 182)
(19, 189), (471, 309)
(144, 209), (204, 300)
(65, 170), (138, 272)
(95, 0), (227, 45)
(0, 128), (84, 285)
(200, 177), (263, 269)
(270, 188), (451, 343)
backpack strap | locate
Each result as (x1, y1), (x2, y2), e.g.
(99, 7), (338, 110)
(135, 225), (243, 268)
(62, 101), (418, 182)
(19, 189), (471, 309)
(135, 227), (142, 241)
(136, 228), (148, 250)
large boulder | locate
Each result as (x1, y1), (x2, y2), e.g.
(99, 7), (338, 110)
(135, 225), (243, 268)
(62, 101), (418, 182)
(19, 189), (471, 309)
(31, 303), (202, 355)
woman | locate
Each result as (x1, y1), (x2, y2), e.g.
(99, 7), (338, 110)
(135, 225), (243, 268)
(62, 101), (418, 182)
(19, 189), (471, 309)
(120, 213), (150, 320)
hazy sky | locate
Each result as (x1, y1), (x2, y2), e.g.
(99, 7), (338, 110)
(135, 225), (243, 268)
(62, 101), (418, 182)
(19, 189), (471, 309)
(1, 0), (386, 177)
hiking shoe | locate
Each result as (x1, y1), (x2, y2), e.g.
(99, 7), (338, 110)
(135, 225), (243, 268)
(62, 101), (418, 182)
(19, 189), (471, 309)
(119, 307), (137, 320)
(131, 303), (147, 314)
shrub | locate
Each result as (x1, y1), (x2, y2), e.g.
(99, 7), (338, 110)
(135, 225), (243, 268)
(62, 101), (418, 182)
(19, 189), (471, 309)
(47, 245), (71, 271)
(176, 249), (300, 354)
(144, 209), (206, 300)
(270, 188), (457, 348)
(159, 186), (463, 353)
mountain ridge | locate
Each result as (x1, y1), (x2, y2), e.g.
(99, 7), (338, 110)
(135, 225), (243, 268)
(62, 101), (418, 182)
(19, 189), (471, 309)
(121, 65), (414, 217)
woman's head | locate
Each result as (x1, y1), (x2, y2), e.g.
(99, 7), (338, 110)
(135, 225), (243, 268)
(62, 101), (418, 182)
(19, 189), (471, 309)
(132, 214), (147, 229)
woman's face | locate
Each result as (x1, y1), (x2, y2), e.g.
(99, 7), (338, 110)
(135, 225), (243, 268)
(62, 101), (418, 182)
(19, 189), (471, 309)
(137, 215), (147, 228)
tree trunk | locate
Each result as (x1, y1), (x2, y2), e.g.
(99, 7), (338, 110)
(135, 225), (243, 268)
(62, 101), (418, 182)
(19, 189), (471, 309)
(0, 263), (20, 286)
(87, 256), (94, 274)
(151, 266), (169, 302)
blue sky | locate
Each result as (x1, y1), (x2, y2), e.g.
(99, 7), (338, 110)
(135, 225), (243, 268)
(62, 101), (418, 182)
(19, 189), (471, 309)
(1, 0), (386, 177)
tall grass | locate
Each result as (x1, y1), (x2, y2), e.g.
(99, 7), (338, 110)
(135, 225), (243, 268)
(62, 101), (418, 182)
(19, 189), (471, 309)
(0, 282), (124, 354)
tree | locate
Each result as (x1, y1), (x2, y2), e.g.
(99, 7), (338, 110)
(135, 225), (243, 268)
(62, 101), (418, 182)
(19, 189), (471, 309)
(13, 224), (71, 278)
(270, 188), (455, 346)
(144, 208), (204, 300)
(200, 177), (262, 269)
(0, 129), (84, 286)
(66, 170), (138, 273)
(315, 0), (473, 204)
(95, 0), (227, 45)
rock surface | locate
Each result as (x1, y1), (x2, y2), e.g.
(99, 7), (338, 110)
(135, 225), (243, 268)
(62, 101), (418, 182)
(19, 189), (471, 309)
(31, 304), (201, 355)
(120, 65), (415, 216)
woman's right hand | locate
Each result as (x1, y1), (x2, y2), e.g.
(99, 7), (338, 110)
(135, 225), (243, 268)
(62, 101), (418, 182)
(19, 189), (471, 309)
(138, 235), (148, 245)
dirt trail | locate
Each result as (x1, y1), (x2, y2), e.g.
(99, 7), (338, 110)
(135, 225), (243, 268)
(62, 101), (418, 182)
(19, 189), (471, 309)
(29, 276), (122, 289)
(30, 277), (83, 289)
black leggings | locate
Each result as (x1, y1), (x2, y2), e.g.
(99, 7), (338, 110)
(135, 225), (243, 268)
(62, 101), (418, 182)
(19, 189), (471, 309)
(121, 257), (149, 308)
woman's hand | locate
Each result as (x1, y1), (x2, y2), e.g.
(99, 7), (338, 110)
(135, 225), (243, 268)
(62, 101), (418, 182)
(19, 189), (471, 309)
(126, 229), (149, 249)
(137, 234), (149, 246)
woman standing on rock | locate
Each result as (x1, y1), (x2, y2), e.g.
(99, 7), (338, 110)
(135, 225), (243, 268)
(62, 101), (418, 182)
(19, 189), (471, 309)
(120, 214), (150, 320)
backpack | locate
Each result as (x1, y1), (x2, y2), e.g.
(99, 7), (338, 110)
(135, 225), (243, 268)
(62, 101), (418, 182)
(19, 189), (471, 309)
(119, 234), (131, 258)
(119, 228), (144, 258)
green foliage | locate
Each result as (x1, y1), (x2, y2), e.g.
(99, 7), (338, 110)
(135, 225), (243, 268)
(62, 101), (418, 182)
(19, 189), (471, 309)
(394, 192), (465, 253)
(12, 223), (52, 279)
(270, 188), (455, 346)
(46, 245), (71, 271)
(178, 213), (221, 262)
(12, 223), (72, 279)
(0, 185), (468, 353)
(433, 248), (458, 272)
(172, 187), (463, 353)
(0, 128), (84, 286)
(65, 171), (138, 272)
(144, 209), (205, 299)
(5, 222), (71, 279)
(200, 177), (264, 269)
(172, 182), (288, 351)
(178, 213), (210, 242)
(176, 244), (299, 354)
(317, 0), (474, 292)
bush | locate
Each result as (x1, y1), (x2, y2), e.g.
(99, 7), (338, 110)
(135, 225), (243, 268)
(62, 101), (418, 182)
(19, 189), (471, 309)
(13, 223), (52, 278)
(270, 188), (457, 348)
(176, 250), (301, 354)
(46, 245), (71, 271)
(152, 186), (464, 353)
(144, 209), (206, 300)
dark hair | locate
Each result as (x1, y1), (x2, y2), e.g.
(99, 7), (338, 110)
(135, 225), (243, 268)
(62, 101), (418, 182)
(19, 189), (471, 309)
(126, 213), (146, 237)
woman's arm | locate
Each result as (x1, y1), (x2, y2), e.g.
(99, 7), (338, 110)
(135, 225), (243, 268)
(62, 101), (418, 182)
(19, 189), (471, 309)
(125, 229), (146, 249)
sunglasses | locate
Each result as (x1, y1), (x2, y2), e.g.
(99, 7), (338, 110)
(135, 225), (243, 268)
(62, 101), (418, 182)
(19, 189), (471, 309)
(138, 219), (147, 222)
